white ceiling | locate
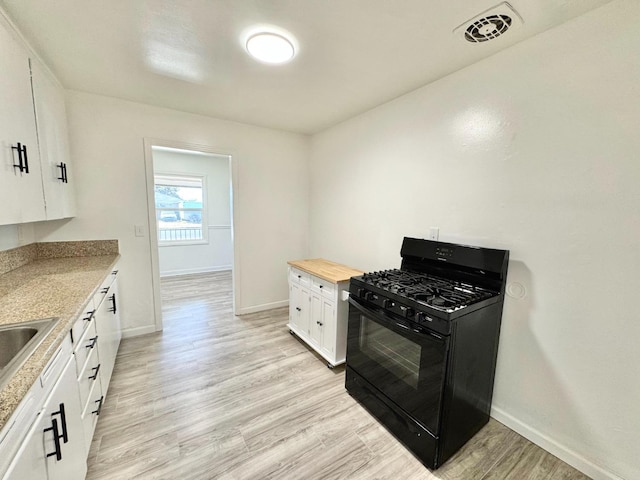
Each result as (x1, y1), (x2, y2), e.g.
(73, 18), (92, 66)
(1, 0), (614, 134)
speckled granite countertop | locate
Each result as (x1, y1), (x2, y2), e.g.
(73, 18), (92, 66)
(0, 249), (120, 432)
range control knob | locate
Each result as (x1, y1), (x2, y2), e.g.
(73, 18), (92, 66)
(383, 298), (395, 309)
(364, 291), (376, 301)
(417, 312), (434, 324)
(400, 305), (415, 318)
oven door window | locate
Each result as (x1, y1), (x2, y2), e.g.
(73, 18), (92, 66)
(360, 317), (421, 389)
(347, 299), (448, 435)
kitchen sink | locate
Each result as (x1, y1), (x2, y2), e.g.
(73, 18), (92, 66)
(0, 318), (59, 390)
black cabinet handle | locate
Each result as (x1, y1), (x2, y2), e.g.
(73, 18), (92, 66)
(57, 162), (68, 183)
(89, 364), (101, 381)
(51, 403), (68, 444)
(11, 143), (29, 174)
(44, 418), (62, 461)
(11, 143), (22, 172)
(86, 336), (98, 349)
(101, 287), (110, 294)
(111, 270), (118, 276)
(83, 309), (96, 322)
(92, 395), (105, 416)
(22, 144), (29, 173)
(108, 293), (117, 314)
(295, 307), (301, 312)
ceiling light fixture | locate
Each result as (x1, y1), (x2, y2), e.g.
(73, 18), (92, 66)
(245, 32), (295, 64)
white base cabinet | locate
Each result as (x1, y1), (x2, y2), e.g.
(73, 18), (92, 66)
(287, 263), (355, 368)
(3, 337), (87, 480)
(0, 265), (123, 480)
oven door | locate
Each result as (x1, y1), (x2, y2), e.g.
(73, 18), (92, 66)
(346, 297), (449, 435)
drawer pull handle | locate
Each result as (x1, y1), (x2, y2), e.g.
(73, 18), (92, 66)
(86, 336), (98, 349)
(44, 418), (62, 461)
(101, 287), (110, 294)
(51, 403), (68, 444)
(83, 309), (96, 322)
(89, 364), (101, 381)
(92, 396), (105, 416)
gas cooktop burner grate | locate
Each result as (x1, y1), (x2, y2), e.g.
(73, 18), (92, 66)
(361, 268), (495, 311)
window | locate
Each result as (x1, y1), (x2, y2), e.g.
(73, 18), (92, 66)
(154, 174), (206, 245)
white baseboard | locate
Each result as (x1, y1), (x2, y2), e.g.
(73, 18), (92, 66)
(121, 325), (157, 338)
(236, 300), (288, 315)
(160, 265), (232, 277)
(490, 406), (623, 480)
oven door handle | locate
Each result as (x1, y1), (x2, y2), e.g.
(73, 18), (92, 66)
(349, 297), (440, 339)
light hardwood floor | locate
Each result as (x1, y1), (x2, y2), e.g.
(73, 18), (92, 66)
(86, 271), (590, 480)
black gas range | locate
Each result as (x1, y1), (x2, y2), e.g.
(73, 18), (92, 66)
(345, 237), (509, 469)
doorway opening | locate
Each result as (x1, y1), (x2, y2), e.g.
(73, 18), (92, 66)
(143, 139), (237, 331)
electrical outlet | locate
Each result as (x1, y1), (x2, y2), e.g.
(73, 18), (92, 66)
(134, 225), (145, 237)
(429, 227), (439, 241)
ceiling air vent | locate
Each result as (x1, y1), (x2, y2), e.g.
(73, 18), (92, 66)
(454, 2), (523, 43)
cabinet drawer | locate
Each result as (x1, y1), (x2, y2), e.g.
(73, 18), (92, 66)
(81, 376), (103, 453)
(92, 269), (118, 308)
(77, 347), (101, 409)
(74, 319), (98, 377)
(289, 267), (310, 286)
(70, 301), (95, 348)
(40, 335), (71, 393)
(311, 277), (336, 298)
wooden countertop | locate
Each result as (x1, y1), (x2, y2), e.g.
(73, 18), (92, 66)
(0, 253), (120, 432)
(288, 258), (364, 283)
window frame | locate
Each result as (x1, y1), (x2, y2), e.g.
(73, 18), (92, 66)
(154, 172), (208, 247)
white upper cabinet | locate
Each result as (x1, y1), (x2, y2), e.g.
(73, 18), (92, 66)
(0, 17), (45, 225)
(31, 58), (76, 220)
(0, 14), (75, 225)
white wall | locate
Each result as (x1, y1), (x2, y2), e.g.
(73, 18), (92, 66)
(0, 224), (35, 251)
(0, 226), (20, 251)
(152, 148), (233, 276)
(309, 1), (640, 479)
(35, 91), (309, 334)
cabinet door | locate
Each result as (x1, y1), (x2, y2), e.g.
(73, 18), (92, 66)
(30, 58), (76, 220)
(109, 278), (122, 359)
(2, 408), (48, 480)
(289, 282), (310, 336)
(309, 291), (323, 348)
(0, 19), (45, 225)
(94, 292), (113, 397)
(319, 298), (337, 358)
(94, 277), (121, 398)
(44, 357), (87, 480)
(3, 357), (87, 480)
